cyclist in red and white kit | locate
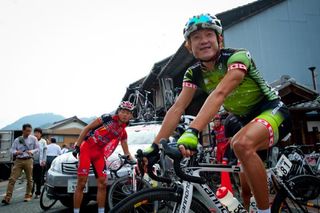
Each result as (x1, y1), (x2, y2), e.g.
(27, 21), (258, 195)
(72, 101), (134, 213)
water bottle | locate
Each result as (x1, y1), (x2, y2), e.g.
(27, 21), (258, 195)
(216, 186), (246, 213)
(249, 196), (258, 213)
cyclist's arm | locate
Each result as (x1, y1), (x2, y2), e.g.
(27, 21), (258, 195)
(74, 118), (102, 147)
(189, 69), (245, 132)
(120, 139), (132, 159)
(153, 86), (196, 144)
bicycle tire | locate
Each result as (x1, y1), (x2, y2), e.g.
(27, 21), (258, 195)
(40, 184), (58, 210)
(110, 187), (210, 213)
(127, 94), (139, 118)
(134, 96), (144, 119)
(108, 175), (151, 209)
(271, 175), (320, 212)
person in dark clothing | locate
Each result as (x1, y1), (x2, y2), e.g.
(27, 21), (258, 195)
(32, 128), (47, 198)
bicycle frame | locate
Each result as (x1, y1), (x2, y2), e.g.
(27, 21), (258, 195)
(128, 88), (156, 120)
(176, 161), (311, 213)
(174, 164), (244, 213)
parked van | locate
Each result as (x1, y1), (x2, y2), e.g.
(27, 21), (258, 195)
(0, 130), (22, 180)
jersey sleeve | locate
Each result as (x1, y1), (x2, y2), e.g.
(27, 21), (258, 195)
(120, 129), (128, 141)
(182, 68), (198, 89)
(99, 114), (112, 125)
(227, 50), (252, 74)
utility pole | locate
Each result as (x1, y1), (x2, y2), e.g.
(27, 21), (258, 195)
(308, 66), (317, 91)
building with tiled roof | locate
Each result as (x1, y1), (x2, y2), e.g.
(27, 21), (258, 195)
(43, 116), (87, 147)
(123, 0), (320, 145)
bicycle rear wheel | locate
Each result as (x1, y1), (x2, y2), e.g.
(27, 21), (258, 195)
(271, 175), (320, 212)
(110, 187), (210, 213)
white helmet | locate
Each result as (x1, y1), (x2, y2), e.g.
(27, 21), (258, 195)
(183, 13), (223, 40)
(119, 101), (135, 111)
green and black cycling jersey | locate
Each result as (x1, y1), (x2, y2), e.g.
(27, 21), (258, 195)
(183, 48), (279, 116)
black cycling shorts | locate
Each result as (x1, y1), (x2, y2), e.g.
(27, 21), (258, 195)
(224, 99), (291, 146)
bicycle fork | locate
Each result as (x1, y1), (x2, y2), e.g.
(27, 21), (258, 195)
(133, 165), (138, 192)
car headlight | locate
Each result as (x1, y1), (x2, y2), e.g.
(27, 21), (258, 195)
(50, 158), (62, 173)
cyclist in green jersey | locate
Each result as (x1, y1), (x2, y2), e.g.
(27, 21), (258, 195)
(144, 14), (291, 213)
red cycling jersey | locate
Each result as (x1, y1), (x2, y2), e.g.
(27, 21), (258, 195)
(78, 114), (127, 177)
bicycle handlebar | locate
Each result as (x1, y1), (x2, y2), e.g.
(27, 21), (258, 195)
(146, 155), (171, 184)
(118, 154), (136, 165)
(160, 139), (206, 184)
(109, 154), (136, 178)
(136, 149), (172, 184)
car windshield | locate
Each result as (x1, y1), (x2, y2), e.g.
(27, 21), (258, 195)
(126, 124), (160, 145)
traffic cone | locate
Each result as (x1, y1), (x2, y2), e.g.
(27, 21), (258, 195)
(221, 158), (233, 194)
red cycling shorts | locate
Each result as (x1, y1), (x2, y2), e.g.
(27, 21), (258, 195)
(77, 140), (106, 178)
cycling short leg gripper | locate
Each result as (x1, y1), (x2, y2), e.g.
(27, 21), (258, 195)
(251, 110), (284, 147)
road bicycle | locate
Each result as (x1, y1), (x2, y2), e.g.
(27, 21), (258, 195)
(163, 86), (181, 112)
(128, 87), (157, 121)
(110, 140), (320, 213)
(269, 145), (320, 212)
(278, 145), (318, 178)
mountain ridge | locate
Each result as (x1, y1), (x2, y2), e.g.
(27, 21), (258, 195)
(1, 113), (96, 130)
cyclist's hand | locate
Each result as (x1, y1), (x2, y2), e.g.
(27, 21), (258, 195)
(177, 127), (199, 157)
(136, 143), (159, 174)
(143, 143), (159, 157)
(72, 145), (80, 159)
(127, 158), (137, 165)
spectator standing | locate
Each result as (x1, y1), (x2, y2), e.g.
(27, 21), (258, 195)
(1, 124), (39, 204)
(61, 144), (69, 154)
(46, 138), (61, 171)
(212, 114), (229, 163)
(32, 128), (47, 199)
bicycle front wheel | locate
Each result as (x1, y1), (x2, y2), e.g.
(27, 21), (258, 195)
(271, 175), (320, 212)
(110, 187), (210, 213)
(40, 184), (58, 210)
(108, 176), (151, 209)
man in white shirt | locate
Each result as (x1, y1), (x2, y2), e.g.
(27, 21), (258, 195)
(46, 137), (61, 171)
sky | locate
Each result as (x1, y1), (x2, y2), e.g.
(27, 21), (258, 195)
(0, 0), (255, 128)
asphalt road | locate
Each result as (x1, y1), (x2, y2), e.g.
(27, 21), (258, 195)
(0, 180), (99, 213)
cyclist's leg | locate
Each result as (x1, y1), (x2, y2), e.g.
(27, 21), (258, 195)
(232, 122), (270, 209)
(231, 101), (291, 211)
(220, 141), (229, 160)
(216, 143), (223, 163)
(224, 113), (241, 165)
(91, 154), (107, 210)
(74, 142), (91, 210)
(239, 172), (252, 209)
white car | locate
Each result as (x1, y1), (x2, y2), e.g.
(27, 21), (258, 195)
(46, 122), (162, 208)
